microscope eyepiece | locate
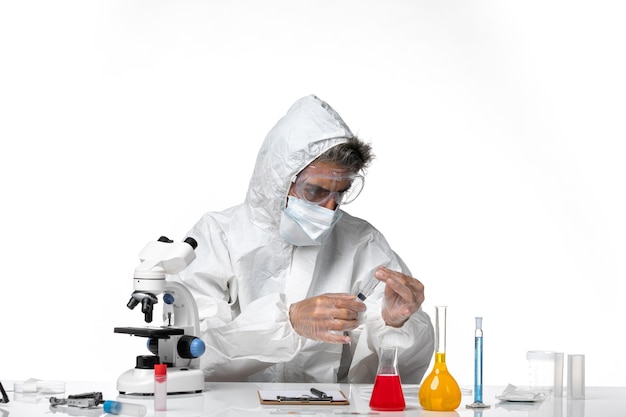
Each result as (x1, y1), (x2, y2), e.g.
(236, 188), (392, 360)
(184, 237), (198, 250)
(156, 235), (197, 249)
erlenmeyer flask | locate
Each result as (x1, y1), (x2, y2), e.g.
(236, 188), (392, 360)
(419, 305), (462, 411)
(369, 346), (405, 411)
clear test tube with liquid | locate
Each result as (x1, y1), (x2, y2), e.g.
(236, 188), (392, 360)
(467, 317), (490, 409)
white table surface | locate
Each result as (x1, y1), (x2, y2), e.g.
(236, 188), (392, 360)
(1, 380), (624, 417)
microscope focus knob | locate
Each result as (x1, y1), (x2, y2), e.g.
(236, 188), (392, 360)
(177, 335), (206, 359)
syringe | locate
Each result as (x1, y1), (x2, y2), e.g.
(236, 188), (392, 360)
(338, 273), (381, 379)
(356, 275), (381, 301)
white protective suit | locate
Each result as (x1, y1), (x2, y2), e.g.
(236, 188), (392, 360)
(175, 95), (434, 383)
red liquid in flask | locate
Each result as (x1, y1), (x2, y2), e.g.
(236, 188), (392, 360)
(369, 374), (406, 411)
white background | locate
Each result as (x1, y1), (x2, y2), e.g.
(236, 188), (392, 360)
(1, 1), (624, 388)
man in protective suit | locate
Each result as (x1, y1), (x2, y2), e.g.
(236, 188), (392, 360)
(175, 95), (434, 383)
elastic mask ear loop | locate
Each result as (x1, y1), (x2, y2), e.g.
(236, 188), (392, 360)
(284, 174), (298, 207)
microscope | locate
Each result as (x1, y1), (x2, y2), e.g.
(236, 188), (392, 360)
(114, 236), (206, 395)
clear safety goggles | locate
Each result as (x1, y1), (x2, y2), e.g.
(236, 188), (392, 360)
(291, 166), (364, 205)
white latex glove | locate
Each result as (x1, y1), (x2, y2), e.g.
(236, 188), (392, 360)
(375, 266), (425, 327)
(289, 293), (366, 343)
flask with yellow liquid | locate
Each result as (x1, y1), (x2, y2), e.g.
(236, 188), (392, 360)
(419, 305), (462, 411)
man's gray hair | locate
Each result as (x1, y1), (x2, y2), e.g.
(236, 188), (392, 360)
(315, 136), (374, 174)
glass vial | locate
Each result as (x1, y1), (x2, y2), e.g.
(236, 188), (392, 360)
(369, 346), (405, 411)
(418, 305), (461, 411)
(154, 364), (167, 411)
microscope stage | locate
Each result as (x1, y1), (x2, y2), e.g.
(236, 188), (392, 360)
(114, 326), (185, 338)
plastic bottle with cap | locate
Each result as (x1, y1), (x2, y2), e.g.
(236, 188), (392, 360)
(154, 364), (167, 411)
(103, 400), (147, 417)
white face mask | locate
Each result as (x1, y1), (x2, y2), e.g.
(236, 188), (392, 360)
(279, 196), (343, 246)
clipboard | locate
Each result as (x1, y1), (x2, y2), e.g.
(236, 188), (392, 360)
(257, 389), (350, 405)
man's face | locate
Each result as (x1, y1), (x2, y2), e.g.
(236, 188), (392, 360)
(288, 162), (359, 210)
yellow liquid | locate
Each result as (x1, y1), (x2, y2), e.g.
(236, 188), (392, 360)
(419, 352), (462, 411)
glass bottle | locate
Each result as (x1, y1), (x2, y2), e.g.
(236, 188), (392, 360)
(419, 305), (461, 411)
(369, 346), (405, 411)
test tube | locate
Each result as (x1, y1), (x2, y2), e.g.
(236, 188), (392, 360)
(103, 400), (147, 417)
(154, 364), (167, 411)
(568, 354), (585, 399)
(474, 317), (484, 403)
(466, 317), (490, 409)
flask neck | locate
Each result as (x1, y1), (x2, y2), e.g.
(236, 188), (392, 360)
(434, 306), (448, 354)
(434, 352), (450, 370)
(376, 346), (400, 375)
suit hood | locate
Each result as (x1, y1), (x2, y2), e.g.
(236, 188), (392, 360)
(245, 95), (354, 229)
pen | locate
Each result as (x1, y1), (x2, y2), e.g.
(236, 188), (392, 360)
(276, 396), (331, 402)
(310, 388), (329, 399)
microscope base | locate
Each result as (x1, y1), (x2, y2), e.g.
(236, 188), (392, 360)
(117, 367), (205, 395)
